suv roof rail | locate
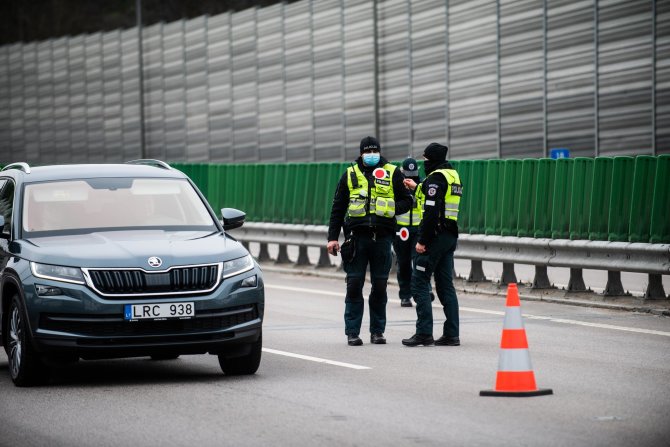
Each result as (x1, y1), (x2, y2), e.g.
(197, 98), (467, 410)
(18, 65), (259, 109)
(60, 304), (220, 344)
(1, 162), (31, 174)
(126, 159), (172, 170)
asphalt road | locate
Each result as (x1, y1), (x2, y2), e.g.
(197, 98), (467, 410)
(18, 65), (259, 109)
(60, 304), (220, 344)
(1, 270), (669, 447)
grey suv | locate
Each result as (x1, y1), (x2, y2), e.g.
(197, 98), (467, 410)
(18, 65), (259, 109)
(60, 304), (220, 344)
(0, 160), (264, 386)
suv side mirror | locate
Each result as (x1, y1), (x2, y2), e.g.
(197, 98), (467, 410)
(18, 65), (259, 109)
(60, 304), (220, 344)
(221, 208), (246, 231)
(0, 216), (8, 240)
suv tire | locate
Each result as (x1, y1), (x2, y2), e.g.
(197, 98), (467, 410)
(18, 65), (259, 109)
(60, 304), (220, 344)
(218, 334), (262, 375)
(7, 294), (49, 387)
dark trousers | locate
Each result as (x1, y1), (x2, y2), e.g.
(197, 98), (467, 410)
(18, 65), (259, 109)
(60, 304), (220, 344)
(343, 233), (392, 336)
(411, 232), (459, 337)
(393, 226), (419, 301)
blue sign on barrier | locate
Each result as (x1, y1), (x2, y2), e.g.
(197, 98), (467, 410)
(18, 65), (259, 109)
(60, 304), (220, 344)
(550, 148), (570, 159)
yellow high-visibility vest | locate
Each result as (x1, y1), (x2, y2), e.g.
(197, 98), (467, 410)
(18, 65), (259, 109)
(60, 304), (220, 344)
(429, 168), (462, 222)
(396, 183), (424, 226)
(346, 163), (397, 219)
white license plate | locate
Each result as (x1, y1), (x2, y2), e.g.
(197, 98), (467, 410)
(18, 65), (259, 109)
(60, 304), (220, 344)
(124, 302), (195, 321)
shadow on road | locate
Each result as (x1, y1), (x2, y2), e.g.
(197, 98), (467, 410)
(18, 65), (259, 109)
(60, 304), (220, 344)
(0, 353), (261, 388)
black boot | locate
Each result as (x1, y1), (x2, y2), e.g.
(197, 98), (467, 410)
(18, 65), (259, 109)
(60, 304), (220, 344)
(401, 333), (434, 347)
(435, 336), (460, 346)
(400, 298), (413, 307)
(347, 335), (363, 346)
(370, 333), (386, 344)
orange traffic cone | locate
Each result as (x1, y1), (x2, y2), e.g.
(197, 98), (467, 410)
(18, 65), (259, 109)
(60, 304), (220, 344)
(480, 283), (553, 397)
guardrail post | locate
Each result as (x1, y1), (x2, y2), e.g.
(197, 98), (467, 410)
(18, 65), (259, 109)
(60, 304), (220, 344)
(295, 246), (311, 266)
(467, 260), (487, 282)
(501, 262), (517, 285)
(604, 271), (627, 296)
(257, 243), (271, 262)
(532, 266), (553, 289)
(567, 268), (587, 292)
(645, 274), (667, 300)
(316, 247), (332, 268)
(276, 244), (291, 264)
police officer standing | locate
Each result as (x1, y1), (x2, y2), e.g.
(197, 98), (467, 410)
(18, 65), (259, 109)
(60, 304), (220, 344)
(402, 143), (462, 347)
(327, 136), (413, 346)
(394, 158), (424, 307)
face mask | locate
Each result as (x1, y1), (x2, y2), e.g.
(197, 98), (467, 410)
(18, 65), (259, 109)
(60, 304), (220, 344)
(363, 153), (380, 166)
(424, 159), (440, 174)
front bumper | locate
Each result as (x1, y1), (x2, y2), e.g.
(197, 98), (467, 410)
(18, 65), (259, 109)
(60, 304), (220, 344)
(34, 322), (262, 360)
(34, 306), (262, 359)
(21, 265), (264, 360)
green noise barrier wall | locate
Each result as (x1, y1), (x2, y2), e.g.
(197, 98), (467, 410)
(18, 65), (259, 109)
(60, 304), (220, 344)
(484, 160), (505, 236)
(588, 157), (614, 241)
(608, 157), (635, 242)
(550, 158), (573, 239)
(569, 157), (594, 240)
(516, 159), (538, 238)
(628, 156), (657, 243)
(500, 159), (523, 237)
(533, 158), (557, 238)
(170, 155), (669, 244)
(466, 160), (488, 235)
(649, 155), (670, 244)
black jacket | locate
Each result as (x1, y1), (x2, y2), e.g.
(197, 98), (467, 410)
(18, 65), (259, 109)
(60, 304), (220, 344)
(328, 157), (413, 241)
(418, 161), (459, 246)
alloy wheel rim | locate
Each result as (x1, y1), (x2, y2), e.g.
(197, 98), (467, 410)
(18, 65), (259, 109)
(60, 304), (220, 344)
(8, 306), (22, 378)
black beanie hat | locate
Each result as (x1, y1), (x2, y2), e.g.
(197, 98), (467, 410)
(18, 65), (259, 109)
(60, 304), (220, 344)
(401, 157), (419, 176)
(423, 142), (448, 161)
(360, 136), (381, 153)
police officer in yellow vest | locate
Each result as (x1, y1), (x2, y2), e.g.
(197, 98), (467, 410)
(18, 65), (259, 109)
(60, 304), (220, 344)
(327, 136), (413, 346)
(402, 143), (462, 347)
(394, 158), (424, 307)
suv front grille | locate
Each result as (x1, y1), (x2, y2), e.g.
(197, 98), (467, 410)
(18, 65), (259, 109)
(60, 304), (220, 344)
(39, 305), (259, 337)
(85, 263), (221, 297)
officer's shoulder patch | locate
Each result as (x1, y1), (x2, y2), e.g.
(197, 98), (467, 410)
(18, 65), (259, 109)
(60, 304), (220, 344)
(427, 186), (437, 197)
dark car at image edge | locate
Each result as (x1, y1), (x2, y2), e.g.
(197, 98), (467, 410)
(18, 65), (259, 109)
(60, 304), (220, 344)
(0, 160), (264, 386)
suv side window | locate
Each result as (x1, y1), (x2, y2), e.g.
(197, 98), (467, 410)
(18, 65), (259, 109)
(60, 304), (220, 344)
(0, 179), (15, 234)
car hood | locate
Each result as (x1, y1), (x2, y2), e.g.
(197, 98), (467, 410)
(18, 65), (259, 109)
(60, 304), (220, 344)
(19, 230), (249, 269)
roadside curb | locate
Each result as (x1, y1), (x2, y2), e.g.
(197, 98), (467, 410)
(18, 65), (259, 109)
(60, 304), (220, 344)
(259, 263), (670, 317)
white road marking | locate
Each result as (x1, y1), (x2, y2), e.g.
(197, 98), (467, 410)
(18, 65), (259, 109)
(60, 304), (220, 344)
(462, 306), (670, 337)
(267, 284), (342, 297)
(522, 314), (670, 337)
(262, 348), (371, 370)
(266, 284), (670, 338)
(460, 306), (504, 316)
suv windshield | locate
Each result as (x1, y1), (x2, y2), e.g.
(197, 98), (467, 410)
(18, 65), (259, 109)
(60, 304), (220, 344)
(22, 177), (217, 235)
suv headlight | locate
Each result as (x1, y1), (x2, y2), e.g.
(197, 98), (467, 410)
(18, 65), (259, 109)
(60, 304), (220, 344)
(31, 262), (85, 285)
(222, 254), (254, 279)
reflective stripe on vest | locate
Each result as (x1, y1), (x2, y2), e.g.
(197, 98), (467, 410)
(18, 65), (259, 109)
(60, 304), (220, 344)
(396, 182), (424, 226)
(346, 163), (397, 219)
(432, 168), (462, 222)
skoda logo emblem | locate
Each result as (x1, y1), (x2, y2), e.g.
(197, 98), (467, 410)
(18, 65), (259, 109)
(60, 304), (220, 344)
(147, 256), (162, 268)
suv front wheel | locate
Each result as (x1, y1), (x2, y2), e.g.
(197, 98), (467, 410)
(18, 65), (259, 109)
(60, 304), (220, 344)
(218, 333), (262, 375)
(7, 294), (48, 386)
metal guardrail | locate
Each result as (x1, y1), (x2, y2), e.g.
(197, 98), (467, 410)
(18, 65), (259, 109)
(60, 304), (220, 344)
(231, 222), (670, 299)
